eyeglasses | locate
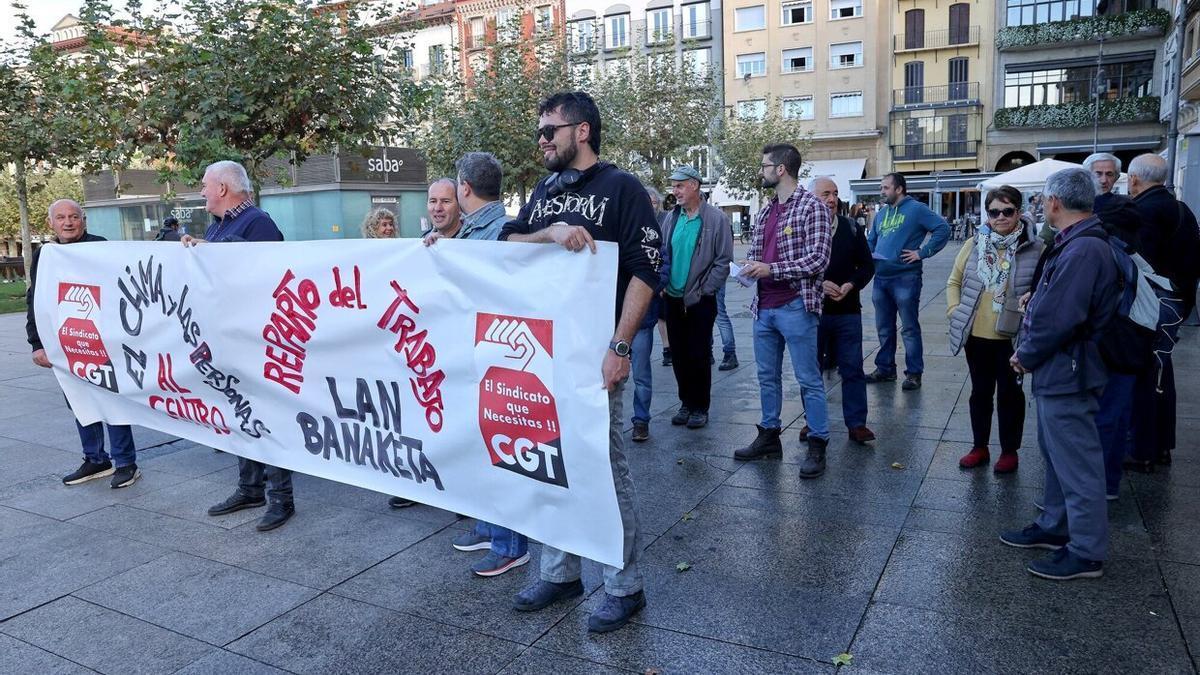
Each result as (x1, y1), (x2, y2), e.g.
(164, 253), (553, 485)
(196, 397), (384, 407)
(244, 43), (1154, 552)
(987, 207), (1017, 218)
(760, 162), (781, 169)
(536, 122), (581, 142)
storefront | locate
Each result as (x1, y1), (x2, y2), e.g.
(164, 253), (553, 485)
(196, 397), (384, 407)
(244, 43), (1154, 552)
(82, 147), (430, 241)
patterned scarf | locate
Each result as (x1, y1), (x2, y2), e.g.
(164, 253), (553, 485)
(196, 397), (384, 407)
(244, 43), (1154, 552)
(975, 222), (1024, 313)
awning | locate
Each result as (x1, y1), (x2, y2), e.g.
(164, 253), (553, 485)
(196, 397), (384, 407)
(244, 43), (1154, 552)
(802, 158), (867, 201)
(1037, 136), (1163, 156)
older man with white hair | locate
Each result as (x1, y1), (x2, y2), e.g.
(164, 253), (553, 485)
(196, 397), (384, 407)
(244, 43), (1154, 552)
(184, 161), (293, 531)
(1082, 152), (1128, 213)
(1001, 167), (1120, 580)
(1125, 153), (1200, 471)
(27, 199), (142, 488)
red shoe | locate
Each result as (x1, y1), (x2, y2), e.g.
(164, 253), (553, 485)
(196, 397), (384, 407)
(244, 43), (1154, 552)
(798, 425), (810, 441)
(848, 426), (876, 444)
(959, 447), (990, 469)
(994, 451), (1019, 474)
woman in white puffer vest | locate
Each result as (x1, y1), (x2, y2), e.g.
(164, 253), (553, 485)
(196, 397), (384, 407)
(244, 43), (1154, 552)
(947, 185), (1045, 475)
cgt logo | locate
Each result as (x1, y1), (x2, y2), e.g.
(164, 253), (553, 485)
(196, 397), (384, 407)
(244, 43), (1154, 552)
(57, 282), (119, 393)
(475, 312), (567, 488)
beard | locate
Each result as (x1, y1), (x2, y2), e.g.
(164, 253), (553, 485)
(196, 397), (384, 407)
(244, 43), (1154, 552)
(544, 135), (578, 173)
(760, 174), (780, 190)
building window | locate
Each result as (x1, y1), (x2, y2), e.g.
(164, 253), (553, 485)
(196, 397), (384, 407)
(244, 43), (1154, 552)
(948, 3), (971, 45)
(648, 8), (672, 43)
(606, 14), (629, 48)
(496, 7), (518, 40)
(781, 1), (813, 25)
(782, 47), (813, 73)
(1002, 0), (1156, 26)
(535, 5), (553, 34)
(737, 99), (766, 120)
(948, 57), (970, 99)
(904, 9), (925, 49)
(571, 62), (594, 83)
(569, 19), (596, 53)
(903, 61), (924, 103)
(829, 41), (863, 69)
(830, 91), (863, 117)
(735, 5), (766, 31)
(1002, 58), (1154, 107)
(469, 17), (485, 48)
(400, 48), (414, 70)
(683, 47), (711, 80)
(736, 52), (766, 78)
(690, 147), (712, 179)
(605, 57), (630, 77)
(829, 0), (863, 20)
(682, 2), (711, 38)
(782, 96), (814, 120)
(429, 45), (446, 75)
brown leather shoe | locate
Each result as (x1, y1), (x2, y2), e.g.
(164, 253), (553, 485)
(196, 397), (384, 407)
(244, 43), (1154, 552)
(848, 426), (876, 444)
(798, 425), (809, 442)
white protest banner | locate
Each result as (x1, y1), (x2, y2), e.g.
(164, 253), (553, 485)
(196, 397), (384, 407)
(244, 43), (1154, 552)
(34, 239), (626, 568)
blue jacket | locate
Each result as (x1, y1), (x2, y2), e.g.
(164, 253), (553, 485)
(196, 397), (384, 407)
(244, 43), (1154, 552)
(1016, 217), (1120, 396)
(203, 203), (283, 243)
(459, 200), (508, 241)
(868, 196), (949, 278)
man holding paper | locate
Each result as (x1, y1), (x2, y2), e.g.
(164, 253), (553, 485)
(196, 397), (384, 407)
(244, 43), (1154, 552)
(733, 144), (833, 479)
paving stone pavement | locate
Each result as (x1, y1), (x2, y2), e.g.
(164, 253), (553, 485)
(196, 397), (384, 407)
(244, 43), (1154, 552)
(0, 245), (1197, 674)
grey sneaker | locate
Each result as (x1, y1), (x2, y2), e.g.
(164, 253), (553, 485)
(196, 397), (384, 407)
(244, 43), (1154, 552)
(471, 551), (530, 577)
(452, 530), (491, 552)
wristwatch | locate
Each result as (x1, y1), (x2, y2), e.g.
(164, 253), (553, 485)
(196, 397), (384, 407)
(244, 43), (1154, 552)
(608, 340), (631, 358)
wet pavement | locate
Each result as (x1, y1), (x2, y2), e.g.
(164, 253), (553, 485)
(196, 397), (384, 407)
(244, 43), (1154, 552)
(0, 245), (1196, 674)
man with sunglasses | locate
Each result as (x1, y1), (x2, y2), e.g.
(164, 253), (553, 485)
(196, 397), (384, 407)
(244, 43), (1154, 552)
(499, 91), (661, 633)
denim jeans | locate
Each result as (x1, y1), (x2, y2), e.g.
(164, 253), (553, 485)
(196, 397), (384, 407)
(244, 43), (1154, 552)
(540, 380), (643, 596)
(67, 395), (136, 467)
(238, 458), (294, 507)
(75, 420), (136, 468)
(631, 324), (654, 424)
(1095, 373), (1135, 496)
(473, 520), (528, 558)
(753, 297), (829, 439)
(714, 283), (736, 357)
(818, 313), (867, 429)
(872, 273), (924, 376)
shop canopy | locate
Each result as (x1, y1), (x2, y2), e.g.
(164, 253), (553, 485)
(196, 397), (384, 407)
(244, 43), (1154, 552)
(977, 158), (1127, 195)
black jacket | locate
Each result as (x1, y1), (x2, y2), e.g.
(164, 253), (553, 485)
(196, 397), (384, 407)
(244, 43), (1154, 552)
(1132, 185), (1200, 313)
(26, 233), (108, 352)
(822, 215), (875, 315)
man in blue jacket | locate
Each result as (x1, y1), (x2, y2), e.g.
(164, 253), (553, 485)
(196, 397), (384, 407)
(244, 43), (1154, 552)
(182, 161), (294, 532)
(866, 173), (949, 390)
(1001, 167), (1120, 581)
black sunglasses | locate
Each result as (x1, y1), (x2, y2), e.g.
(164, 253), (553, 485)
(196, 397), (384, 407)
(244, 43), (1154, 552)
(987, 207), (1017, 218)
(536, 122), (581, 142)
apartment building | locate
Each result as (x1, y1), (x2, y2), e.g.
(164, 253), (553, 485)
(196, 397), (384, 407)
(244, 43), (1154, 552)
(1165, 0), (1199, 208)
(722, 0), (889, 194)
(987, 0), (1169, 173)
(459, 0), (567, 80)
(881, 0), (993, 220)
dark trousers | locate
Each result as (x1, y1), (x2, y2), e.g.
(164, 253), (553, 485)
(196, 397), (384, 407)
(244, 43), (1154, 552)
(819, 313), (868, 429)
(1095, 373), (1135, 495)
(238, 458), (294, 506)
(964, 336), (1025, 452)
(665, 294), (717, 413)
(1131, 315), (1181, 460)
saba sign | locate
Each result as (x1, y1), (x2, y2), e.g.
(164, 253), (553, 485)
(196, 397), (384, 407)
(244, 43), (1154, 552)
(340, 147), (427, 185)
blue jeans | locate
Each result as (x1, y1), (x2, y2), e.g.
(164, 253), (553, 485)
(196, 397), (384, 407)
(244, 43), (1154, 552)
(75, 420), (136, 468)
(753, 297), (829, 439)
(631, 325), (654, 424)
(1096, 373), (1135, 496)
(819, 313), (868, 429)
(540, 381), (642, 596)
(473, 520), (528, 558)
(66, 396), (136, 468)
(714, 284), (736, 357)
(872, 273), (924, 376)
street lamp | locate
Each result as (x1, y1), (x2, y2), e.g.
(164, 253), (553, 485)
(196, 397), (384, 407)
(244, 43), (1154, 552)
(1092, 35), (1106, 154)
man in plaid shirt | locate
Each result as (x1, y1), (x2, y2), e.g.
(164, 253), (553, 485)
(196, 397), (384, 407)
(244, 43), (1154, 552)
(733, 144), (834, 478)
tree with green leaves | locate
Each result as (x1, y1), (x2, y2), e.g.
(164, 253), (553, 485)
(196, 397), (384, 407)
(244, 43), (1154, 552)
(106, 0), (421, 198)
(581, 45), (720, 189)
(0, 1), (125, 280)
(414, 20), (568, 206)
(712, 97), (813, 202)
(0, 168), (84, 242)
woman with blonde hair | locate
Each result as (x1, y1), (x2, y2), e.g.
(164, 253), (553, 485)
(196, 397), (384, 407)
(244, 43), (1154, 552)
(361, 207), (397, 238)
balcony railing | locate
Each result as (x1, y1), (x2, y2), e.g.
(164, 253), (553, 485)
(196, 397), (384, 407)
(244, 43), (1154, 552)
(996, 8), (1169, 50)
(895, 26), (980, 51)
(645, 25), (674, 45)
(892, 82), (981, 108)
(679, 19), (712, 41)
(892, 140), (980, 161)
(993, 96), (1160, 129)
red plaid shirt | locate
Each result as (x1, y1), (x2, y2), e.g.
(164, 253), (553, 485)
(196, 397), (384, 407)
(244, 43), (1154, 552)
(748, 185), (833, 317)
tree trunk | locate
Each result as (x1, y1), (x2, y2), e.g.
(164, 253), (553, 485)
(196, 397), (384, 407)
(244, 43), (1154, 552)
(518, 181), (527, 208)
(15, 161), (33, 284)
